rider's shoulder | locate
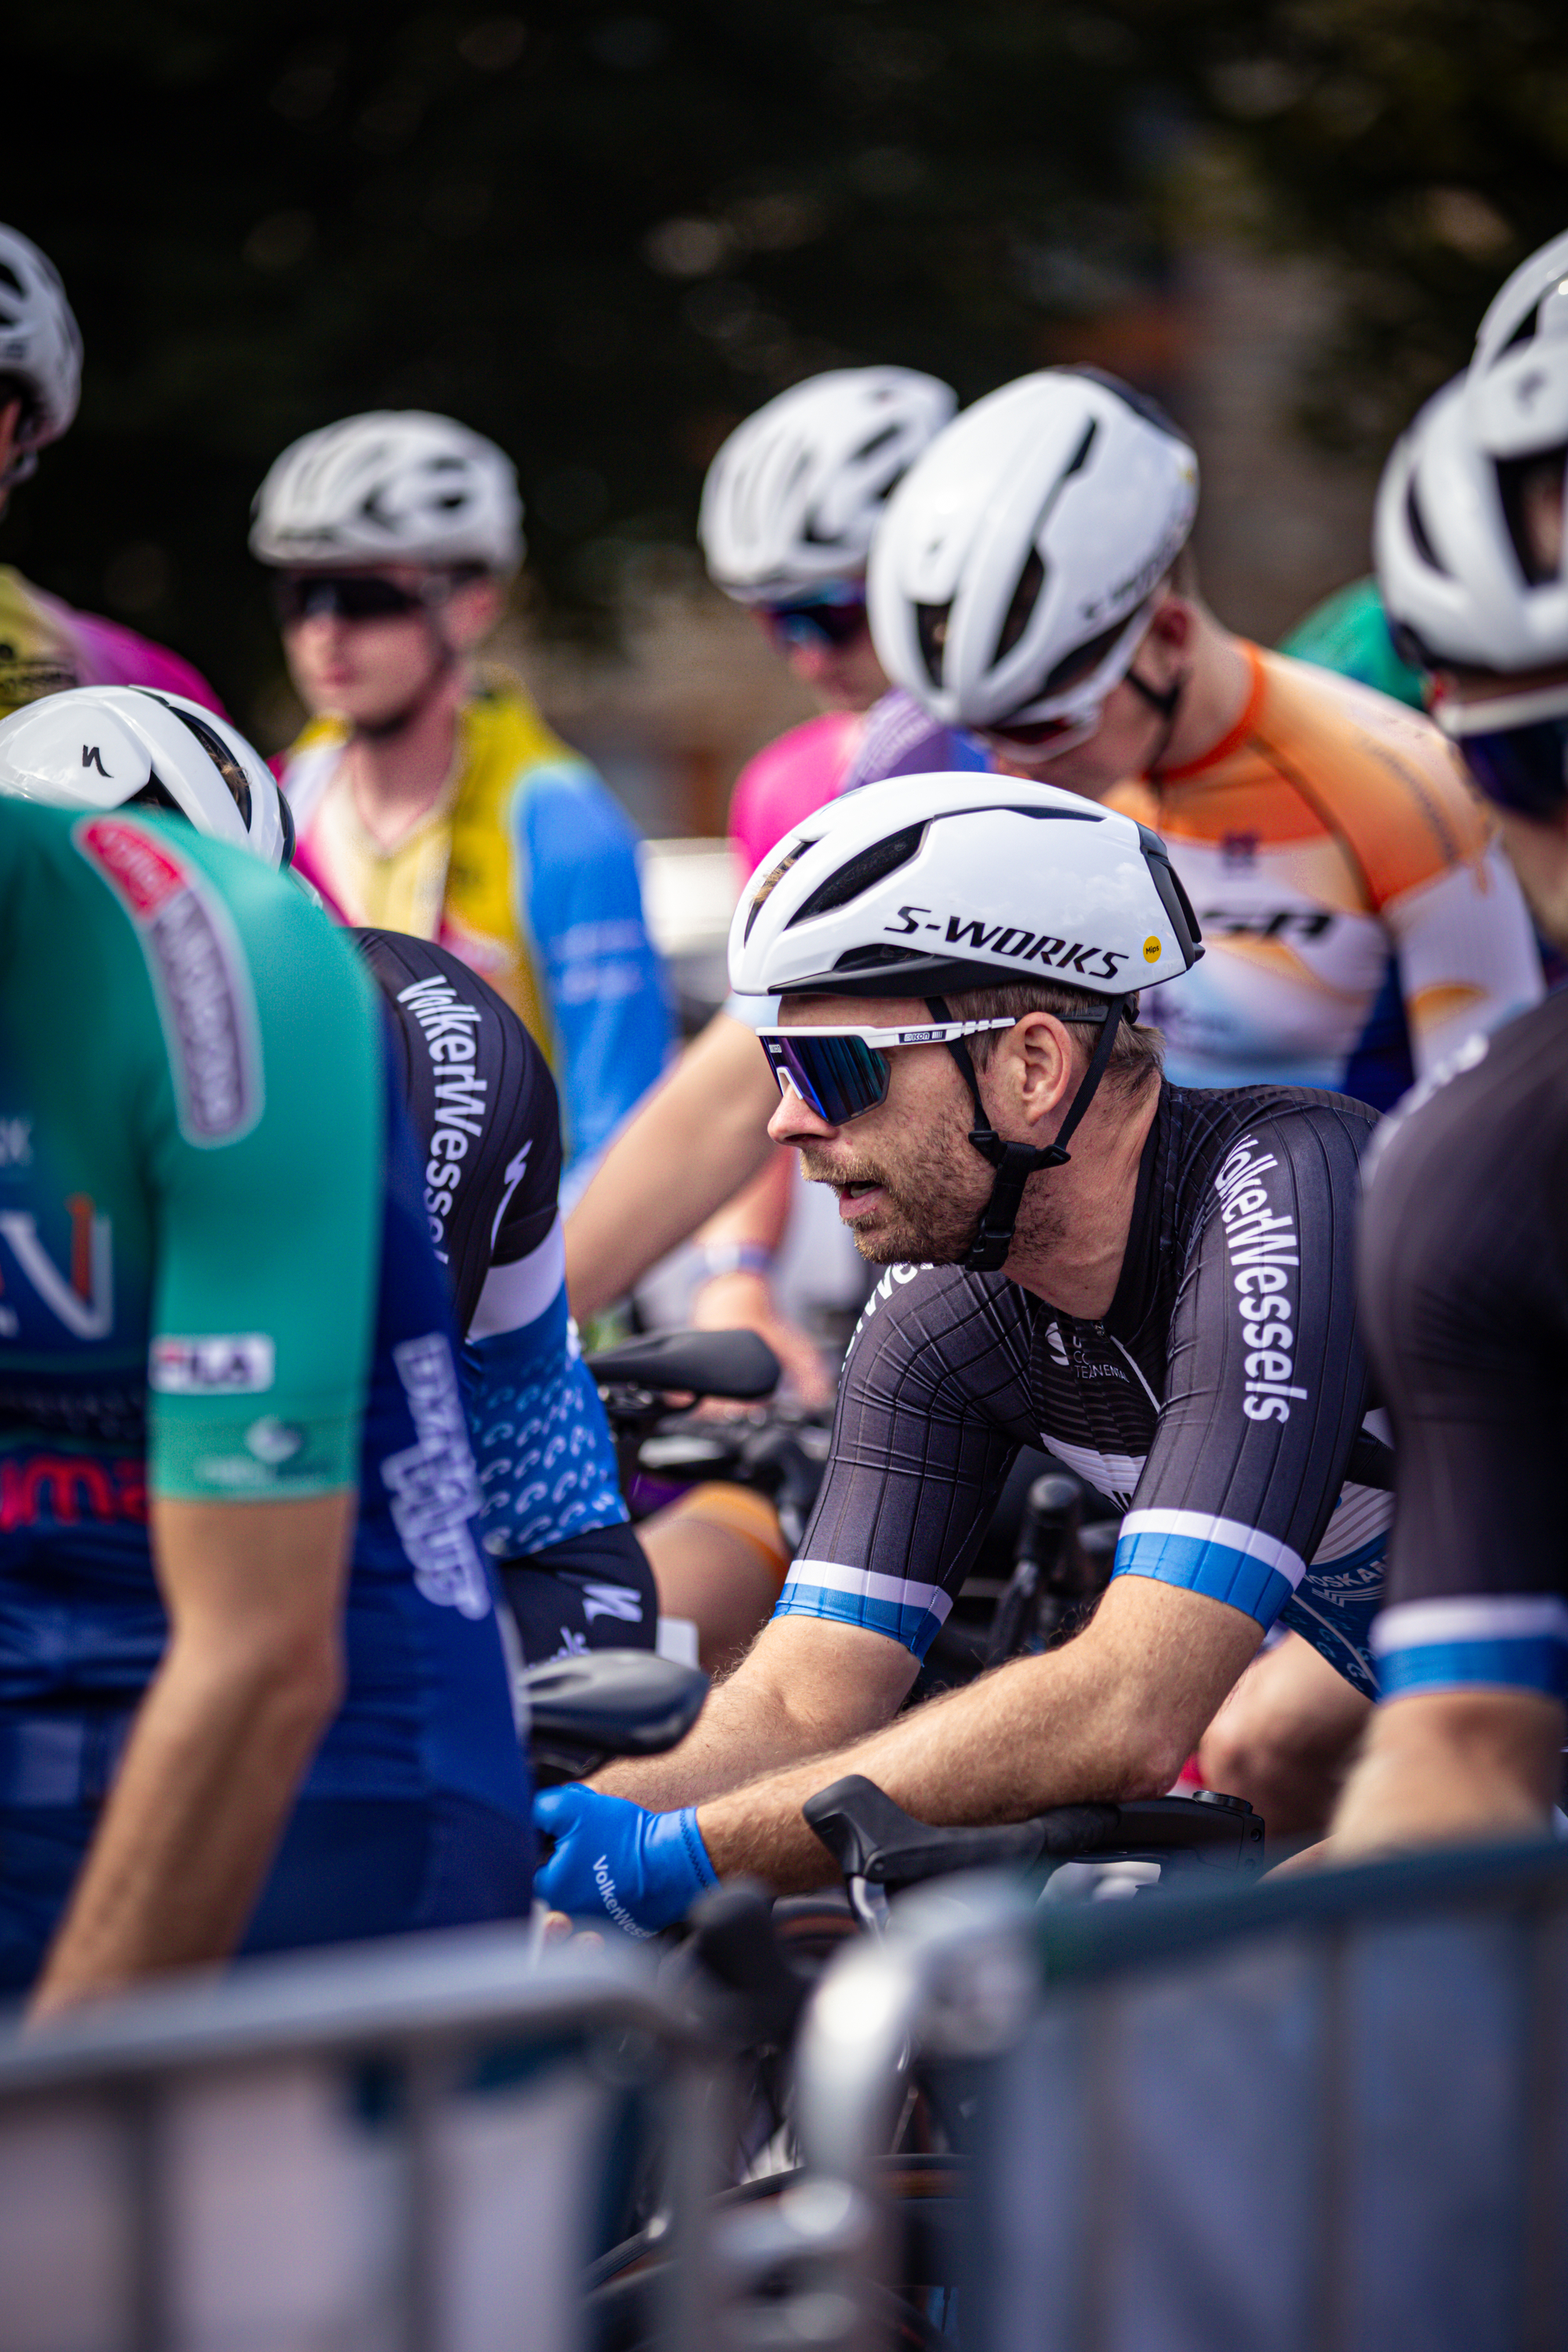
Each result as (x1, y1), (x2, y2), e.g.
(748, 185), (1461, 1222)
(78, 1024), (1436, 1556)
(1169, 1081), (1380, 1189)
(1254, 648), (1490, 877)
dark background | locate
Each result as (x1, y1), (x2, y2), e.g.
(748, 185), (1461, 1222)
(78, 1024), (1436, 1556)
(8, 0), (1567, 739)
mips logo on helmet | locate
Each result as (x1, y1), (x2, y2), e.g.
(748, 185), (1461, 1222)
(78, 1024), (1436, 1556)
(884, 904), (1131, 982)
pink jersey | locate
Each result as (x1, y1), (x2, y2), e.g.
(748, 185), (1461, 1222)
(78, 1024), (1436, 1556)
(0, 565), (227, 722)
(727, 692), (989, 884)
(728, 710), (862, 883)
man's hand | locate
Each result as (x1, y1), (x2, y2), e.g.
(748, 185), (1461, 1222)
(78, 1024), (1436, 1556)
(533, 1784), (717, 1936)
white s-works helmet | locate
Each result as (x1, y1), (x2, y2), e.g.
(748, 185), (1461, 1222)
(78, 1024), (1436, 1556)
(0, 686), (294, 871)
(0, 225), (83, 485)
(250, 411), (524, 572)
(868, 368), (1199, 732)
(731, 772), (1202, 1272)
(699, 367), (956, 604)
(730, 770), (1201, 1001)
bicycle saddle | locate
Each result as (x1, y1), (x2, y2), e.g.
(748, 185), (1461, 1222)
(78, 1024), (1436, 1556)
(584, 1327), (782, 1401)
(521, 1650), (709, 1760)
(803, 1774), (1263, 1894)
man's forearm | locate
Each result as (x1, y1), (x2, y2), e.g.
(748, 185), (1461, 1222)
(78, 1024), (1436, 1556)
(31, 1632), (340, 2017)
(595, 1618), (917, 1807)
(1328, 1688), (1564, 1862)
(565, 1011), (779, 1316)
(695, 1579), (1263, 1892)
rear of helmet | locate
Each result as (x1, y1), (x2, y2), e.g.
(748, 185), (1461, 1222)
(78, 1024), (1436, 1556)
(868, 368), (1198, 731)
(699, 368), (956, 604)
(0, 687), (293, 871)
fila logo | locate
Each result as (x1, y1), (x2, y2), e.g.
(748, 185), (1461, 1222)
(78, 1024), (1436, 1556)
(82, 745), (111, 776)
(149, 1334), (276, 1395)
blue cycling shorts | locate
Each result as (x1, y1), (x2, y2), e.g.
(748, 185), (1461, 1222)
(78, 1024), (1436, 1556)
(0, 1791), (534, 1998)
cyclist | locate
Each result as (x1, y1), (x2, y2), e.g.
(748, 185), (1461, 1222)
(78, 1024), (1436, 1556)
(0, 223), (223, 720)
(865, 364), (1544, 1827)
(0, 694), (531, 2011)
(1330, 234), (1568, 1854)
(533, 776), (1394, 1932)
(251, 410), (669, 1194)
(1276, 575), (1426, 711)
(2, 684), (652, 1674)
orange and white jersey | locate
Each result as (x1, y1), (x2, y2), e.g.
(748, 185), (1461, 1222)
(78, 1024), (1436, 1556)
(1119, 645), (1543, 1109)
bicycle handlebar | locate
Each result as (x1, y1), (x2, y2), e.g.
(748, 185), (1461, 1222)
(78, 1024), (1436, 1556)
(802, 1773), (1265, 1894)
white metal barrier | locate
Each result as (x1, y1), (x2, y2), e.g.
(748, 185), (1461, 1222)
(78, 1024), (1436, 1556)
(766, 1843), (1568, 2352)
(0, 1923), (730, 2352)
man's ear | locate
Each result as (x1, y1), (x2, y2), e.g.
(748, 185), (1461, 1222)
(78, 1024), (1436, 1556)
(1142, 593), (1193, 673)
(1001, 1014), (1078, 1131)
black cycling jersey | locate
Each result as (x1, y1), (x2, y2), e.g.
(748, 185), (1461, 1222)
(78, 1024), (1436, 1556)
(779, 1083), (1392, 1696)
(354, 930), (559, 1338)
(1359, 989), (1568, 1704)
(355, 931), (653, 1650)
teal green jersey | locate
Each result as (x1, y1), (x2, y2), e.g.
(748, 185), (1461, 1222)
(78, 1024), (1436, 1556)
(0, 801), (379, 1500)
(1277, 575), (1427, 713)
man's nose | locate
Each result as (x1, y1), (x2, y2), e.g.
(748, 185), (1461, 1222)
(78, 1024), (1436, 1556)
(768, 1080), (836, 1146)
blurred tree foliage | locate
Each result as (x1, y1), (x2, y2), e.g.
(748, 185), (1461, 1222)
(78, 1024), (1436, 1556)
(5, 0), (1566, 731)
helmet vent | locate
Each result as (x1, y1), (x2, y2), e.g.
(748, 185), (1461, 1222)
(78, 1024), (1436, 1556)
(915, 602), (950, 690)
(0, 264), (21, 300)
(1497, 446), (1568, 586)
(139, 693), (252, 829)
(1405, 481), (1448, 578)
(996, 550), (1046, 662)
(789, 822), (926, 925)
(832, 942), (924, 973)
(853, 423), (901, 466)
(742, 841), (806, 942)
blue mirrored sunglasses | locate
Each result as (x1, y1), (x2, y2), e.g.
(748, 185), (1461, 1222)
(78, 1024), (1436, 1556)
(759, 1018), (1017, 1125)
(759, 585), (869, 654)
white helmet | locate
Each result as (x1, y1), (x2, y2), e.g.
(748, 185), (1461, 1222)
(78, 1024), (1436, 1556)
(731, 772), (1201, 1272)
(1376, 360), (1568, 675)
(250, 411), (524, 572)
(730, 770), (1201, 1000)
(0, 226), (83, 485)
(1468, 227), (1568, 462)
(868, 368), (1199, 732)
(699, 367), (956, 604)
(0, 686), (293, 871)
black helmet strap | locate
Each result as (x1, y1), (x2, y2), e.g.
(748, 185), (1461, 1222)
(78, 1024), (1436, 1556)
(927, 992), (1132, 1275)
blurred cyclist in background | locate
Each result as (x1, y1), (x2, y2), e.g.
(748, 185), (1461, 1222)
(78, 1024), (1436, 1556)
(252, 411), (669, 1196)
(0, 224), (224, 720)
(1332, 230), (1568, 1857)
(867, 363), (1544, 1837)
(1276, 575), (1427, 711)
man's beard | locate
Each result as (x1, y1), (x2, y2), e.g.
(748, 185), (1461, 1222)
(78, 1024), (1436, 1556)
(797, 1113), (987, 1265)
(797, 1115), (1072, 1271)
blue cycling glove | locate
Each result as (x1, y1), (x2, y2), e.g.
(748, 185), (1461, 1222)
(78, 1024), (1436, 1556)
(533, 1784), (717, 1937)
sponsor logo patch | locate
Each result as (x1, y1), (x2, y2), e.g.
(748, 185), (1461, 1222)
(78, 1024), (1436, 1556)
(383, 1332), (492, 1619)
(149, 1334), (276, 1396)
(74, 817), (263, 1146)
